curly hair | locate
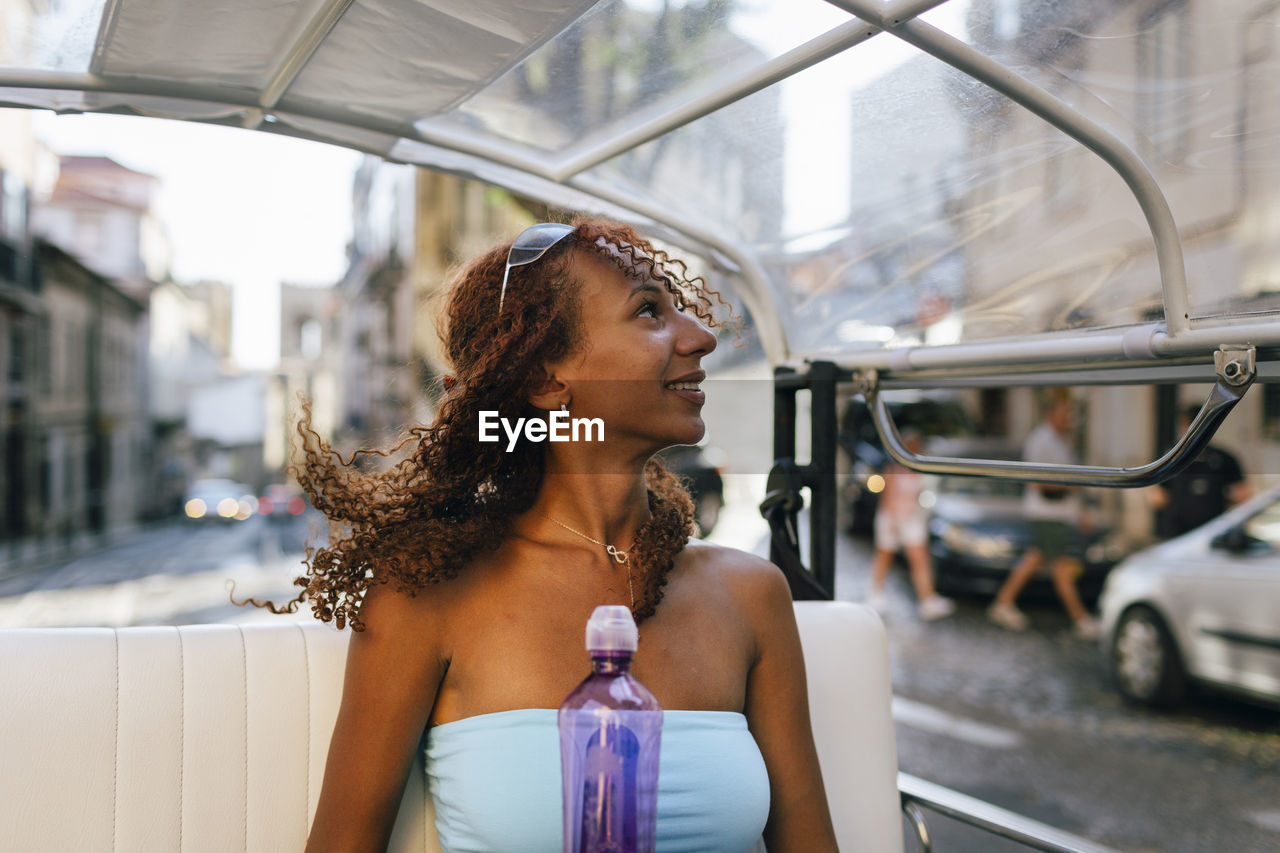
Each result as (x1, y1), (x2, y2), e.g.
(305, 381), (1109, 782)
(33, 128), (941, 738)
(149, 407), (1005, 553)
(242, 217), (733, 630)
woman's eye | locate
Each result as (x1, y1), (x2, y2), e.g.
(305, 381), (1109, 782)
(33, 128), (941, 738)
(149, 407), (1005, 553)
(637, 299), (660, 318)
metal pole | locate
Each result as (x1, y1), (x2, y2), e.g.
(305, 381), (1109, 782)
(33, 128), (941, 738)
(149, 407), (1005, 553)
(553, 18), (881, 180)
(773, 366), (798, 464)
(835, 0), (953, 27)
(792, 319), (1280, 377)
(808, 361), (838, 598)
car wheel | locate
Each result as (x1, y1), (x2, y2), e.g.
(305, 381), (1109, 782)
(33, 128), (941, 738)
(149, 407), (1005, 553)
(1111, 605), (1186, 707)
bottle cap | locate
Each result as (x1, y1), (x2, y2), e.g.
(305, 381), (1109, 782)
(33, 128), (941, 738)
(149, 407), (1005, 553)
(585, 605), (638, 653)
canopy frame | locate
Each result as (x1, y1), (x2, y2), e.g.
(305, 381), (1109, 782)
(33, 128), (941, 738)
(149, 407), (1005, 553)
(2, 0), (1277, 379)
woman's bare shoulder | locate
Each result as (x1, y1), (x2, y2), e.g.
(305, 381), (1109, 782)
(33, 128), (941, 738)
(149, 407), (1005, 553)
(675, 541), (795, 672)
(679, 539), (791, 604)
(352, 563), (471, 658)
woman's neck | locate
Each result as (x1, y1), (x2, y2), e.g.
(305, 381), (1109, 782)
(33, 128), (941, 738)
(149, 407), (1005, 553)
(532, 468), (652, 546)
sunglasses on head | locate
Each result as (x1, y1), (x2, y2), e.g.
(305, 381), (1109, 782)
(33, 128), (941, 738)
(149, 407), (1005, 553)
(499, 222), (576, 311)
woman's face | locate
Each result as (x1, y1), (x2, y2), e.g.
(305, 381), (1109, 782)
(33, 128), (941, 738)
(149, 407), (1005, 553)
(548, 247), (718, 453)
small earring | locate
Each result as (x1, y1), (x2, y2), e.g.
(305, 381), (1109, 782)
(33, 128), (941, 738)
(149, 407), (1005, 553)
(560, 401), (570, 413)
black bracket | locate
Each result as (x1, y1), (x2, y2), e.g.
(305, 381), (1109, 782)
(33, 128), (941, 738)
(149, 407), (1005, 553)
(763, 361), (844, 601)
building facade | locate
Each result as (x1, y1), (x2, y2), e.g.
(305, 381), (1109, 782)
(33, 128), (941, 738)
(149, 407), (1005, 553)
(331, 157), (541, 456)
(32, 155), (167, 298)
(950, 0), (1280, 538)
(30, 241), (148, 544)
(0, 107), (43, 545)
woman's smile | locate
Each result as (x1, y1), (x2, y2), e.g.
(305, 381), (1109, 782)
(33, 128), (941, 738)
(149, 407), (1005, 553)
(664, 371), (706, 405)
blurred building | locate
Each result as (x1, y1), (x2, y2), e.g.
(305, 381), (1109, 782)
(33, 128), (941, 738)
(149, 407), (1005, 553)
(180, 279), (234, 362)
(332, 157), (539, 453)
(1, 130), (176, 553)
(148, 278), (230, 515)
(32, 155), (168, 299)
(30, 240), (148, 544)
(265, 281), (342, 480)
(29, 151), (244, 524)
(0, 105), (47, 547)
(952, 0), (1279, 539)
(780, 54), (972, 355)
(186, 372), (268, 488)
(335, 157), (416, 447)
(149, 280), (231, 424)
(410, 170), (546, 393)
(29, 154), (167, 532)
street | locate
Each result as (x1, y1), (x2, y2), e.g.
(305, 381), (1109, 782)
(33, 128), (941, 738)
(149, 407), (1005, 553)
(0, 514), (313, 627)
(1, 497), (1276, 852)
(836, 532), (1280, 853)
(697, 361), (1280, 851)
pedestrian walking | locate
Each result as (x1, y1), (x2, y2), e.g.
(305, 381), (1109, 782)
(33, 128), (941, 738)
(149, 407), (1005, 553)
(867, 430), (955, 621)
(987, 390), (1099, 639)
(1149, 403), (1250, 537)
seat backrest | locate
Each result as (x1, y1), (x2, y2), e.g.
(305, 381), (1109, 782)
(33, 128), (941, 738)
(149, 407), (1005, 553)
(0, 602), (901, 853)
(795, 601), (904, 852)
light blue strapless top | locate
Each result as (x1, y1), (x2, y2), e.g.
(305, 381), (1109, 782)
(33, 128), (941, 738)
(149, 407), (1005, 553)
(424, 709), (770, 853)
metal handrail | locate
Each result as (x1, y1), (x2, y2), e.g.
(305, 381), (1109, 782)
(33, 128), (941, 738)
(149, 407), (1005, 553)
(899, 772), (1121, 853)
(857, 346), (1256, 487)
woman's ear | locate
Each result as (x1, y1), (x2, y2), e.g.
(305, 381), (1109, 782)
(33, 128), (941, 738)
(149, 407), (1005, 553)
(527, 369), (570, 412)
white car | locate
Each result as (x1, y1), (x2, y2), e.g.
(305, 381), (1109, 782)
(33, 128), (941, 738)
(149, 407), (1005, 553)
(1099, 487), (1280, 708)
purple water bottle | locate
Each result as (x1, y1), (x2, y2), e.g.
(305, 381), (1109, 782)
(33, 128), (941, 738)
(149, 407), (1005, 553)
(559, 605), (663, 853)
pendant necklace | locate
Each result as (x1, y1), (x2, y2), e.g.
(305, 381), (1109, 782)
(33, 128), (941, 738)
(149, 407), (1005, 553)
(542, 513), (635, 609)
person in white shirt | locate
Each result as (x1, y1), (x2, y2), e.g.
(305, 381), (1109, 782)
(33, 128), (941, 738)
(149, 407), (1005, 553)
(987, 390), (1099, 639)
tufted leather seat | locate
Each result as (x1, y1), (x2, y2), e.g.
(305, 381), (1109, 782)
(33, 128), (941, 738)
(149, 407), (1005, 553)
(0, 601), (901, 852)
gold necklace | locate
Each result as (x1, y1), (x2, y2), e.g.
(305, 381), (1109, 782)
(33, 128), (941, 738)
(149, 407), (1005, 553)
(541, 513), (635, 609)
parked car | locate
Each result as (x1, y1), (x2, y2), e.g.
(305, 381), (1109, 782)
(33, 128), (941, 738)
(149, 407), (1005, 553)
(183, 478), (257, 523)
(925, 443), (1126, 602)
(654, 443), (727, 537)
(840, 395), (973, 536)
(258, 483), (308, 522)
(1099, 486), (1280, 708)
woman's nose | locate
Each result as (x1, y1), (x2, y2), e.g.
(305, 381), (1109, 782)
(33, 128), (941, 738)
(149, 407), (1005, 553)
(677, 312), (717, 357)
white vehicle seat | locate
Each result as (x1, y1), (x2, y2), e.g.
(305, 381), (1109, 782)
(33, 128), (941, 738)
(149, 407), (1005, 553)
(0, 601), (902, 852)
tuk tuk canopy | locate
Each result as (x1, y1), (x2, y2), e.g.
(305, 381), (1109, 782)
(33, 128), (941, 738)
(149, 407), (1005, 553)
(3, 0), (1279, 377)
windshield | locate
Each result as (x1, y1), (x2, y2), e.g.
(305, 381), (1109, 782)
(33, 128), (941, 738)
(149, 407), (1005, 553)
(5, 1), (1280, 364)
(433, 0), (1280, 358)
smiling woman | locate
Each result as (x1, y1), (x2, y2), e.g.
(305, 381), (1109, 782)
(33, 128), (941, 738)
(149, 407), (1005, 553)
(234, 218), (838, 853)
(248, 218), (728, 628)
